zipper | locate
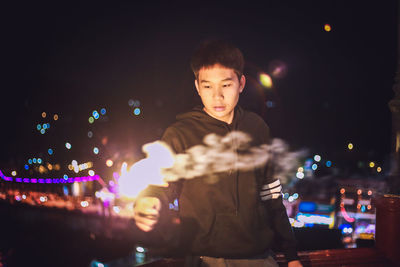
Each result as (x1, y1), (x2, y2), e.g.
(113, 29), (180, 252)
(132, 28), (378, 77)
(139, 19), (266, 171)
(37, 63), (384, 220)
(224, 122), (239, 216)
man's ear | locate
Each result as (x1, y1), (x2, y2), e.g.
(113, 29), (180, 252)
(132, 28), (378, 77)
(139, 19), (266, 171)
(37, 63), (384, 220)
(239, 75), (246, 93)
(195, 79), (200, 94)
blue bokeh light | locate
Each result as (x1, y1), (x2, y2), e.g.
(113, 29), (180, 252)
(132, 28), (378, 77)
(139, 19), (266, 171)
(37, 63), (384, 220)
(134, 108), (141, 116)
(48, 148), (53, 155)
(100, 108), (106, 115)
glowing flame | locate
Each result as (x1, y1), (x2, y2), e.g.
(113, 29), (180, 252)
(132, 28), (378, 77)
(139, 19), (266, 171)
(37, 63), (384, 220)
(118, 141), (175, 198)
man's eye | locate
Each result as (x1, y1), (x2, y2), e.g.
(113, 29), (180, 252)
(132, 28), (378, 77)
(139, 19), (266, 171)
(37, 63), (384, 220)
(223, 84), (232, 87)
(203, 85), (211, 89)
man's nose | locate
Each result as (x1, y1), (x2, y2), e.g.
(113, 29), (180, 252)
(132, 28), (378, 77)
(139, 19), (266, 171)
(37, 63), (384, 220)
(213, 88), (224, 99)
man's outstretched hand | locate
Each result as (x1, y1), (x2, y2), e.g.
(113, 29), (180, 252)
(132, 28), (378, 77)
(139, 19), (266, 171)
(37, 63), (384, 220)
(134, 197), (161, 232)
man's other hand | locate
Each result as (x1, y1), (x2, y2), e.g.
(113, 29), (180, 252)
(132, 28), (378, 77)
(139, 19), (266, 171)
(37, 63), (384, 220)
(288, 260), (303, 267)
(134, 197), (161, 232)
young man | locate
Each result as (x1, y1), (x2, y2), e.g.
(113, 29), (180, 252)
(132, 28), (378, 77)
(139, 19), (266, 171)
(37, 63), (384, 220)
(134, 40), (302, 267)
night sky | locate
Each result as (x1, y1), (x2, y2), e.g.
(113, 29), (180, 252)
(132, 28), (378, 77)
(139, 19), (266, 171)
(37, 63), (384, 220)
(2, 1), (398, 178)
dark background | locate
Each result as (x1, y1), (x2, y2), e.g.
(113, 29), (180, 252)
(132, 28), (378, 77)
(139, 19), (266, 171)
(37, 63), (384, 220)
(1, 1), (397, 179)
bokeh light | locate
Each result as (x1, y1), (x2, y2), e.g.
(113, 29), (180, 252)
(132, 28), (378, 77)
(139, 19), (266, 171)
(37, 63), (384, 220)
(40, 129), (45, 134)
(326, 161), (332, 167)
(93, 110), (100, 119)
(377, 167), (382, 173)
(41, 112), (47, 118)
(324, 24), (332, 32)
(37, 124), (41, 130)
(106, 159), (113, 167)
(259, 73), (273, 88)
(33, 158), (37, 164)
(296, 172), (305, 179)
(100, 108), (106, 115)
(37, 158), (42, 164)
(48, 148), (53, 155)
(88, 170), (95, 176)
(268, 60), (287, 79)
(11, 171), (17, 176)
(65, 142), (72, 150)
(128, 99), (135, 107)
(314, 155), (321, 162)
(134, 108), (141, 116)
(28, 159), (33, 164)
(89, 117), (94, 124)
(43, 124), (48, 129)
(24, 164), (29, 170)
(298, 167), (304, 172)
(93, 147), (99, 154)
(369, 161), (375, 168)
(53, 114), (59, 121)
(312, 164), (318, 170)
(348, 143), (353, 150)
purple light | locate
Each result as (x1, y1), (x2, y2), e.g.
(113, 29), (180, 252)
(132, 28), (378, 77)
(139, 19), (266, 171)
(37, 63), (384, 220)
(0, 169), (103, 185)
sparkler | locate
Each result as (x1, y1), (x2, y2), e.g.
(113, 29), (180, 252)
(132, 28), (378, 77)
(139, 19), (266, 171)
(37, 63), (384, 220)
(117, 131), (305, 199)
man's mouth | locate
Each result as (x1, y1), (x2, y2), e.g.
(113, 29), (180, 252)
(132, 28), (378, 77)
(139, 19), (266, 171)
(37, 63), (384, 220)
(214, 106), (226, 112)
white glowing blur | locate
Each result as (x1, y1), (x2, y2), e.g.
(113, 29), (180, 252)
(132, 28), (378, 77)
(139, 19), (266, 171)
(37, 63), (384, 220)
(118, 141), (175, 199)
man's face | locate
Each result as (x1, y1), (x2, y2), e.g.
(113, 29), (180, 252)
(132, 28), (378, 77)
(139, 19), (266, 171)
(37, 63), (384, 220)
(195, 64), (245, 124)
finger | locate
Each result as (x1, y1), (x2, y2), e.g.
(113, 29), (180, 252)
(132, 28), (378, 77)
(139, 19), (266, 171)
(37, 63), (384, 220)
(134, 216), (158, 227)
(136, 222), (154, 232)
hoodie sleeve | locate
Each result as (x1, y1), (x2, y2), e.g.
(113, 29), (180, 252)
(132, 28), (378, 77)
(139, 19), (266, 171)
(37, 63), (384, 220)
(257, 120), (300, 262)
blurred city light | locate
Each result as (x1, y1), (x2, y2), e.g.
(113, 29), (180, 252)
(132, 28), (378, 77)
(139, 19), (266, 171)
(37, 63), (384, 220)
(88, 170), (95, 176)
(128, 99), (135, 107)
(37, 124), (41, 130)
(48, 148), (53, 155)
(326, 161), (332, 167)
(42, 112), (46, 118)
(106, 159), (113, 167)
(298, 167), (304, 172)
(134, 107), (141, 116)
(268, 60), (288, 79)
(53, 114), (59, 121)
(296, 172), (305, 179)
(311, 164), (318, 170)
(24, 164), (29, 170)
(369, 161), (375, 168)
(100, 108), (106, 115)
(65, 142), (72, 149)
(28, 159), (33, 164)
(11, 171), (17, 176)
(377, 167), (382, 173)
(324, 23), (332, 32)
(80, 201), (89, 208)
(88, 131), (93, 138)
(89, 117), (94, 124)
(93, 110), (100, 119)
(93, 147), (99, 154)
(37, 158), (42, 164)
(40, 129), (45, 134)
(259, 73), (273, 88)
(340, 188), (345, 194)
(348, 143), (354, 150)
(314, 155), (321, 162)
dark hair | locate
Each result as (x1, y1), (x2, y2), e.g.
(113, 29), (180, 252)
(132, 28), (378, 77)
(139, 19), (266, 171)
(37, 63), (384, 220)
(190, 40), (244, 80)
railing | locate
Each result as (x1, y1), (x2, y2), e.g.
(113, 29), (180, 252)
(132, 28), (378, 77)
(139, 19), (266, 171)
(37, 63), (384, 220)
(138, 195), (400, 267)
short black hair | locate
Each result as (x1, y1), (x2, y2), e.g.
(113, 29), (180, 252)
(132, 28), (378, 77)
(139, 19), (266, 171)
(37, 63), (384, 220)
(190, 40), (244, 80)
